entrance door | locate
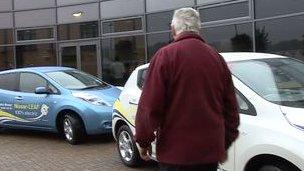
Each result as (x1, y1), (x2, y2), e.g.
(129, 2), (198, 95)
(59, 41), (100, 77)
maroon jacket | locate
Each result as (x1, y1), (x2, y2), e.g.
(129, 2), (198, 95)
(135, 32), (239, 165)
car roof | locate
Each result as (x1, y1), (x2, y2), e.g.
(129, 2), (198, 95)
(134, 52), (287, 71)
(0, 66), (74, 74)
(220, 52), (286, 62)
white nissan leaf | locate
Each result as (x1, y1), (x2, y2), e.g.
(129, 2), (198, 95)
(112, 53), (304, 171)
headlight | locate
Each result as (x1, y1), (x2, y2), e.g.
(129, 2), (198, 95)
(73, 92), (111, 106)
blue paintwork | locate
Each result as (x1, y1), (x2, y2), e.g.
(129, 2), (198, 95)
(0, 67), (121, 135)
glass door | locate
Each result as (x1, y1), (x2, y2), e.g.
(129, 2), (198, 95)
(59, 41), (100, 77)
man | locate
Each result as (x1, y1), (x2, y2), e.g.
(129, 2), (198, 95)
(135, 8), (239, 171)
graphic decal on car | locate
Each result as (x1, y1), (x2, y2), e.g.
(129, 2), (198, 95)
(113, 100), (136, 126)
(0, 103), (50, 124)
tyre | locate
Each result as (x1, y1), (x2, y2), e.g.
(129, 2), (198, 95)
(117, 125), (142, 167)
(62, 114), (85, 145)
(248, 159), (300, 171)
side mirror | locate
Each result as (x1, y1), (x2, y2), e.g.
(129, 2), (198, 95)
(35, 87), (51, 94)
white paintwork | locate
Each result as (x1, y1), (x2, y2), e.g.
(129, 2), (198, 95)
(112, 52), (304, 170)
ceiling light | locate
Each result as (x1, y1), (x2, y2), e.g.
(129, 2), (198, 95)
(72, 11), (84, 17)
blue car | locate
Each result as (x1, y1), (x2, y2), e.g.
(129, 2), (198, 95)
(0, 67), (121, 144)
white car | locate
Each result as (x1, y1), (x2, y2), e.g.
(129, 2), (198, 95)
(112, 52), (304, 171)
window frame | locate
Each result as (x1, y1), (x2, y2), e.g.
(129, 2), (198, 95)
(16, 26), (55, 43)
(101, 16), (144, 36)
(198, 0), (252, 26)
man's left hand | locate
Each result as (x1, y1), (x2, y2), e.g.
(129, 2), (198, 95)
(138, 145), (152, 161)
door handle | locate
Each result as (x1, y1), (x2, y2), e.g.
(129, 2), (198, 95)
(14, 96), (23, 101)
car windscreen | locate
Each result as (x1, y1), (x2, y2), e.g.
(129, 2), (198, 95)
(46, 70), (109, 90)
(229, 58), (304, 108)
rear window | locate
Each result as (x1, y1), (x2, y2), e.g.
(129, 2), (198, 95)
(0, 73), (19, 91)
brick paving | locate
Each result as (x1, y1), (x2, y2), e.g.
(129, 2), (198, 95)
(0, 129), (156, 171)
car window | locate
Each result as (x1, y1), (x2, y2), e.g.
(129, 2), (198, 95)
(229, 58), (304, 108)
(0, 73), (19, 91)
(19, 73), (47, 93)
(236, 90), (256, 116)
(46, 70), (108, 90)
(137, 69), (148, 89)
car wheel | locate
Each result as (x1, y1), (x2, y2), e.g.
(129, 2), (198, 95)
(249, 160), (300, 171)
(117, 125), (142, 167)
(258, 164), (298, 171)
(62, 114), (85, 145)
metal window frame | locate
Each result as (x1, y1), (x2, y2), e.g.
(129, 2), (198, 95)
(198, 0), (251, 26)
(101, 16), (144, 36)
(15, 26), (56, 43)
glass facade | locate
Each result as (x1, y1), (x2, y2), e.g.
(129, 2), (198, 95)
(102, 35), (145, 86)
(16, 43), (56, 68)
(0, 0), (303, 86)
(202, 23), (253, 52)
(58, 21), (98, 40)
(0, 46), (14, 71)
(0, 29), (13, 44)
(255, 15), (304, 61)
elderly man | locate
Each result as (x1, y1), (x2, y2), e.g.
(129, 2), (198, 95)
(135, 8), (240, 171)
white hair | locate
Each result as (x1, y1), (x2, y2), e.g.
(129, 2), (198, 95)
(171, 8), (201, 35)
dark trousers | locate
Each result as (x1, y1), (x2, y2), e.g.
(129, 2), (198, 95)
(158, 163), (218, 171)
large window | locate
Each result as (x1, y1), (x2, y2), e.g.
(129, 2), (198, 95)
(255, 0), (304, 19)
(101, 35), (145, 86)
(58, 21), (98, 40)
(255, 15), (304, 61)
(16, 43), (56, 67)
(102, 18), (143, 34)
(146, 11), (173, 32)
(0, 29), (13, 45)
(199, 1), (249, 23)
(202, 23), (253, 52)
(0, 46), (14, 71)
(17, 28), (54, 41)
(147, 32), (172, 59)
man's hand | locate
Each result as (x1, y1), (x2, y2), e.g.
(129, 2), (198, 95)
(138, 145), (152, 161)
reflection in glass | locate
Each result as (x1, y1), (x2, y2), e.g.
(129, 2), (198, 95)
(0, 46), (14, 71)
(61, 46), (77, 68)
(17, 28), (54, 41)
(199, 2), (249, 22)
(202, 23), (253, 52)
(255, 15), (304, 61)
(147, 11), (173, 32)
(81, 45), (97, 76)
(16, 43), (56, 68)
(102, 35), (145, 86)
(147, 32), (172, 59)
(0, 29), (13, 45)
(255, 0), (304, 19)
(102, 18), (142, 34)
(58, 21), (98, 40)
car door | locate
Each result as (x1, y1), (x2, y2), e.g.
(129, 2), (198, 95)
(0, 72), (20, 126)
(13, 72), (58, 129)
(219, 90), (256, 171)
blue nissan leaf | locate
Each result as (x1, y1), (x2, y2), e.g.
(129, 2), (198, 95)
(0, 67), (121, 144)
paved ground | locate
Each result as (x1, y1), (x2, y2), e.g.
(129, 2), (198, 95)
(0, 129), (157, 171)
